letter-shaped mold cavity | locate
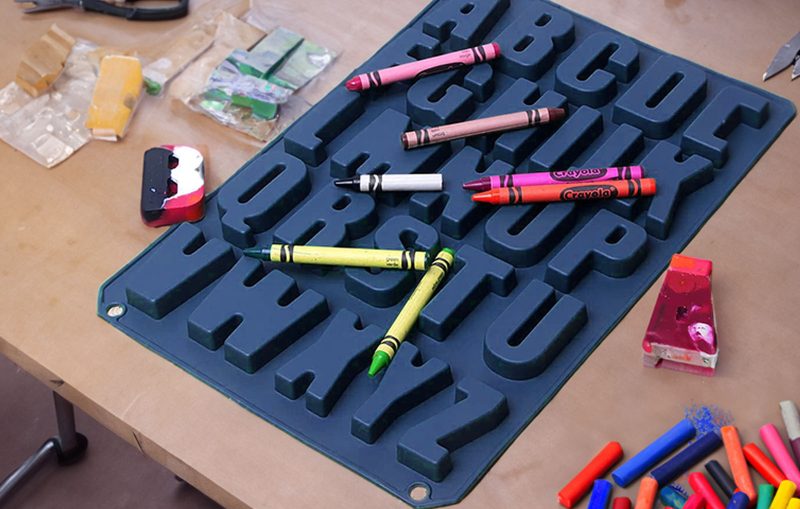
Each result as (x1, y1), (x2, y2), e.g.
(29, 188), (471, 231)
(422, 0), (509, 51)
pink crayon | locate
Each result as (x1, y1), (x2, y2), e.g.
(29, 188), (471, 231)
(346, 42), (500, 91)
(463, 166), (645, 192)
(761, 423), (800, 494)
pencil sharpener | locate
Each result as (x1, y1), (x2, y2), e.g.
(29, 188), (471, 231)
(642, 254), (718, 376)
(141, 145), (205, 227)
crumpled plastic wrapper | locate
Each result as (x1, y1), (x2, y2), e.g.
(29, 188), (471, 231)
(0, 40), (97, 168)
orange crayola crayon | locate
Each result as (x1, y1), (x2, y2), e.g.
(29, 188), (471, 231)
(471, 178), (656, 205)
(721, 426), (756, 507)
(558, 441), (624, 508)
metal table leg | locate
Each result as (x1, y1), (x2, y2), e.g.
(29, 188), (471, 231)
(0, 392), (88, 504)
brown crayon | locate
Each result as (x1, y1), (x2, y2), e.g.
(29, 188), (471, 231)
(471, 178), (656, 205)
(401, 107), (566, 149)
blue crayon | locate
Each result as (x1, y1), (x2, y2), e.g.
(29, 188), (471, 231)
(725, 492), (749, 509)
(588, 479), (613, 509)
(612, 418), (697, 487)
(650, 432), (723, 486)
(659, 486), (687, 508)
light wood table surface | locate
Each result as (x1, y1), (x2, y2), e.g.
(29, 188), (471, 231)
(1, 1), (798, 508)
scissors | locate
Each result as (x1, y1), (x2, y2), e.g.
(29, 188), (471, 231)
(764, 31), (800, 81)
(17, 0), (189, 21)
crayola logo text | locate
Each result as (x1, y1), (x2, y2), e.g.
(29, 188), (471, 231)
(560, 185), (618, 201)
(552, 168), (606, 181)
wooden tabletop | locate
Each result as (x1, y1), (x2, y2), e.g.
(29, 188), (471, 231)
(1, 1), (797, 508)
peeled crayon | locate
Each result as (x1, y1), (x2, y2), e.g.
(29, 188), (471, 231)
(727, 493), (750, 509)
(787, 499), (800, 509)
(744, 443), (788, 488)
(589, 479), (613, 509)
(761, 424), (800, 493)
(613, 497), (632, 509)
(634, 477), (659, 509)
(651, 433), (723, 486)
(780, 401), (800, 466)
(689, 472), (726, 509)
(558, 441), (624, 508)
(684, 494), (707, 509)
(758, 484), (776, 509)
(722, 426), (757, 506)
(771, 481), (798, 509)
(660, 486), (688, 508)
(613, 419), (697, 487)
(706, 459), (737, 498)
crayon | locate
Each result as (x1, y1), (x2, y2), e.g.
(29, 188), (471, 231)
(771, 481), (798, 509)
(689, 472), (726, 509)
(613, 497), (633, 509)
(660, 486), (688, 508)
(780, 401), (800, 465)
(651, 433), (723, 486)
(471, 178), (656, 205)
(727, 493), (751, 509)
(334, 174), (443, 192)
(787, 499), (800, 509)
(684, 494), (707, 509)
(463, 165), (645, 192)
(243, 244), (429, 271)
(346, 43), (500, 91)
(589, 479), (613, 509)
(613, 418), (697, 487)
(706, 459), (737, 498)
(635, 477), (659, 509)
(368, 249), (454, 377)
(558, 441), (624, 508)
(758, 484), (777, 509)
(721, 426), (757, 506)
(745, 443), (788, 488)
(761, 424), (800, 492)
(402, 107), (565, 149)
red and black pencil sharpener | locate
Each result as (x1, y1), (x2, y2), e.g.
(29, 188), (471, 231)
(141, 145), (205, 227)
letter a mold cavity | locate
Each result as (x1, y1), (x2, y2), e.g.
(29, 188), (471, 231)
(99, 1), (793, 506)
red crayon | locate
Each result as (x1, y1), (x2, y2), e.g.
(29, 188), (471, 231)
(689, 472), (725, 509)
(684, 494), (707, 509)
(402, 107), (565, 149)
(472, 178), (657, 205)
(558, 441), (624, 508)
(613, 496), (633, 509)
(743, 442), (788, 488)
(346, 42), (500, 91)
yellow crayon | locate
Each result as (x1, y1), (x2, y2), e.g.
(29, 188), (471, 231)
(787, 498), (800, 509)
(368, 248), (455, 376)
(243, 244), (429, 270)
(772, 481), (798, 509)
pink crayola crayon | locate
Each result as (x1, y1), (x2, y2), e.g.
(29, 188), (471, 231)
(463, 166), (645, 191)
(345, 42), (500, 91)
(761, 424), (800, 494)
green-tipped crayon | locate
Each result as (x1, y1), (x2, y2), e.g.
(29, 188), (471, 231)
(757, 483), (775, 509)
(368, 248), (455, 377)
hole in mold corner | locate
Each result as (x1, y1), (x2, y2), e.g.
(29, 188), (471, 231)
(645, 73), (683, 109)
(349, 153), (369, 174)
(438, 21), (455, 40)
(332, 195), (351, 211)
(507, 204), (543, 236)
(295, 221), (326, 246)
(522, 93), (539, 106)
(238, 164), (286, 204)
(183, 235), (205, 255)
(399, 230), (420, 250)
(514, 35), (534, 52)
(277, 284), (300, 307)
(106, 304), (126, 318)
(408, 44), (428, 60)
(673, 150), (688, 163)
(535, 13), (551, 26)
(576, 44), (619, 82)
(605, 226), (626, 245)
(460, 3), (474, 14)
(409, 483), (431, 502)
(243, 263), (268, 287)
(353, 317), (366, 331)
(373, 163), (391, 176)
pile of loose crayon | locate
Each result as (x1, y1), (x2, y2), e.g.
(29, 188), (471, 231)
(558, 400), (800, 509)
(340, 41), (657, 205)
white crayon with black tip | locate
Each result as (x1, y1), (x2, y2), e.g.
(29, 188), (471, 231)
(334, 174), (443, 192)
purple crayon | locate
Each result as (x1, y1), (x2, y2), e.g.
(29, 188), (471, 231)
(462, 165), (645, 192)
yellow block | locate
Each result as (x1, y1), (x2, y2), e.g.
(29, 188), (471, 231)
(86, 55), (143, 141)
